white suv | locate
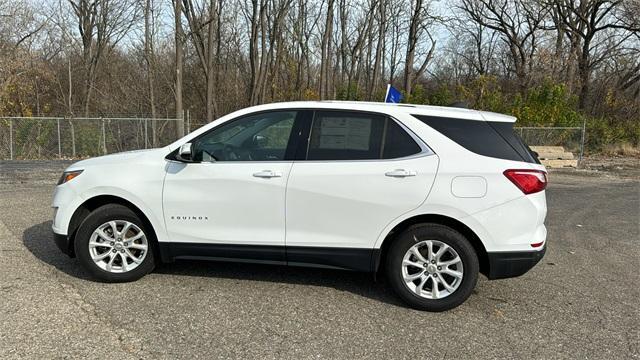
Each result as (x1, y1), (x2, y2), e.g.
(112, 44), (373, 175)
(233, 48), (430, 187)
(52, 101), (547, 311)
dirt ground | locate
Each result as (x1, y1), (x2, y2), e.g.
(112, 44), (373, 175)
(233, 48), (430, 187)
(579, 155), (640, 179)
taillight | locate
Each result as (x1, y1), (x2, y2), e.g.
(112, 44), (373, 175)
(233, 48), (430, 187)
(503, 169), (547, 194)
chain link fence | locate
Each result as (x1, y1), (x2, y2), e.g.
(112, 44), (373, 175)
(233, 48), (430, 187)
(515, 126), (586, 161)
(1, 116), (586, 161)
(1, 116), (189, 160)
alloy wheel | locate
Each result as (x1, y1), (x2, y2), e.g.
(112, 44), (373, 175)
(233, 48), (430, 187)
(401, 238), (464, 299)
(88, 220), (148, 273)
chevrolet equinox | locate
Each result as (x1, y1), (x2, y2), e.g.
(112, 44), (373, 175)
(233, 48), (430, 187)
(52, 101), (547, 311)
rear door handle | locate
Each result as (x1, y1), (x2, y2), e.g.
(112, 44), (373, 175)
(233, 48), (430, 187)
(253, 170), (282, 178)
(385, 169), (417, 178)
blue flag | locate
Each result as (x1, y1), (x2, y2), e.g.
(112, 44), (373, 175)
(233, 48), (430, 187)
(385, 84), (403, 103)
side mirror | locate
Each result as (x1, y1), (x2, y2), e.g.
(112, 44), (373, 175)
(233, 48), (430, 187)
(176, 143), (194, 162)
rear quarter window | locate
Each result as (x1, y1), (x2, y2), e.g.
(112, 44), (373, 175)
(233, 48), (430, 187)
(487, 121), (539, 164)
(412, 115), (536, 163)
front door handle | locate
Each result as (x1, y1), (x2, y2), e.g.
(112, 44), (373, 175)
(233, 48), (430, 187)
(253, 170), (282, 178)
(385, 169), (417, 178)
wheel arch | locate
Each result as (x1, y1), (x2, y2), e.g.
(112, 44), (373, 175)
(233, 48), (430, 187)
(66, 195), (160, 260)
(373, 214), (490, 276)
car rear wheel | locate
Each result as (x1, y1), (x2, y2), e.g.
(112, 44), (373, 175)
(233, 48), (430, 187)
(386, 224), (479, 311)
(75, 204), (156, 282)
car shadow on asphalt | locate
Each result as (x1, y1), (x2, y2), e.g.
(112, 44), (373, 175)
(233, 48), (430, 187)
(23, 221), (405, 307)
(22, 221), (95, 281)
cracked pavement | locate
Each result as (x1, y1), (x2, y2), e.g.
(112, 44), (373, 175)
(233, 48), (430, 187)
(0, 160), (639, 358)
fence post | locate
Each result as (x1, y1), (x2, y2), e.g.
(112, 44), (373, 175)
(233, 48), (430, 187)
(144, 119), (148, 149)
(9, 118), (13, 160)
(69, 117), (76, 158)
(151, 118), (156, 148)
(101, 117), (107, 155)
(579, 119), (586, 165)
(186, 109), (190, 133)
(57, 119), (62, 159)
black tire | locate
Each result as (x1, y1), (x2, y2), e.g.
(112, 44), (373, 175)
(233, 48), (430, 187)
(386, 224), (479, 311)
(74, 204), (156, 282)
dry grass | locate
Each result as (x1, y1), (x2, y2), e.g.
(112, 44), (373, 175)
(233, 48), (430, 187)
(601, 143), (640, 157)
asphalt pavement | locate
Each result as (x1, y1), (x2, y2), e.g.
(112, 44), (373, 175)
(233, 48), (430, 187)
(0, 160), (638, 359)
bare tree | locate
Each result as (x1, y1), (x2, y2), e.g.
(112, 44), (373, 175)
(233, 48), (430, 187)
(552, 0), (640, 109)
(368, 0), (387, 100)
(337, 0), (376, 99)
(403, 0), (437, 97)
(451, 19), (499, 77)
(459, 0), (549, 93)
(386, 0), (404, 84)
(292, 0), (320, 98)
(244, 0), (292, 105)
(246, 0), (260, 104)
(173, 0), (184, 136)
(143, 0), (157, 145)
(183, 0), (221, 122)
(66, 0), (139, 116)
(319, 0), (336, 100)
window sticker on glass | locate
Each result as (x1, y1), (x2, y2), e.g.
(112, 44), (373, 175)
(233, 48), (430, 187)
(318, 117), (372, 150)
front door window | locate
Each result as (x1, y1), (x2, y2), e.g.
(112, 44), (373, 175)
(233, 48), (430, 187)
(192, 111), (297, 162)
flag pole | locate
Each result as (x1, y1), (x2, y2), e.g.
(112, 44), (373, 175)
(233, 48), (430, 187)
(384, 84), (390, 102)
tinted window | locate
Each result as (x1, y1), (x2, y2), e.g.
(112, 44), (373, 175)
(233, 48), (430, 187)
(413, 115), (534, 163)
(307, 111), (421, 160)
(488, 122), (539, 164)
(193, 111), (296, 162)
(383, 119), (422, 159)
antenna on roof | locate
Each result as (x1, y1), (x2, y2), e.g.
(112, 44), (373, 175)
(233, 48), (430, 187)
(448, 101), (470, 109)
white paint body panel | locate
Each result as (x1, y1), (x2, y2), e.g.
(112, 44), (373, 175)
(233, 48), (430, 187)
(52, 149), (169, 242)
(52, 101), (547, 257)
(162, 161), (292, 245)
(285, 155), (439, 248)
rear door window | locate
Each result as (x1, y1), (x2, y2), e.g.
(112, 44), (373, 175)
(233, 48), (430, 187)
(306, 111), (422, 160)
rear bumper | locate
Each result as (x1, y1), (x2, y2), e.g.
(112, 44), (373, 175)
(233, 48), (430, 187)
(53, 232), (74, 257)
(486, 244), (545, 280)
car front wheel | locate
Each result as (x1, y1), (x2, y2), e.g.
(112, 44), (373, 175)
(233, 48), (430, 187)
(75, 204), (156, 282)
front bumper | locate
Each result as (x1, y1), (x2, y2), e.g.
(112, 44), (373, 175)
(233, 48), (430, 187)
(53, 232), (74, 257)
(486, 244), (546, 280)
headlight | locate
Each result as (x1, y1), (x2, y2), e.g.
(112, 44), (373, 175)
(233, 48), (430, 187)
(58, 170), (83, 185)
